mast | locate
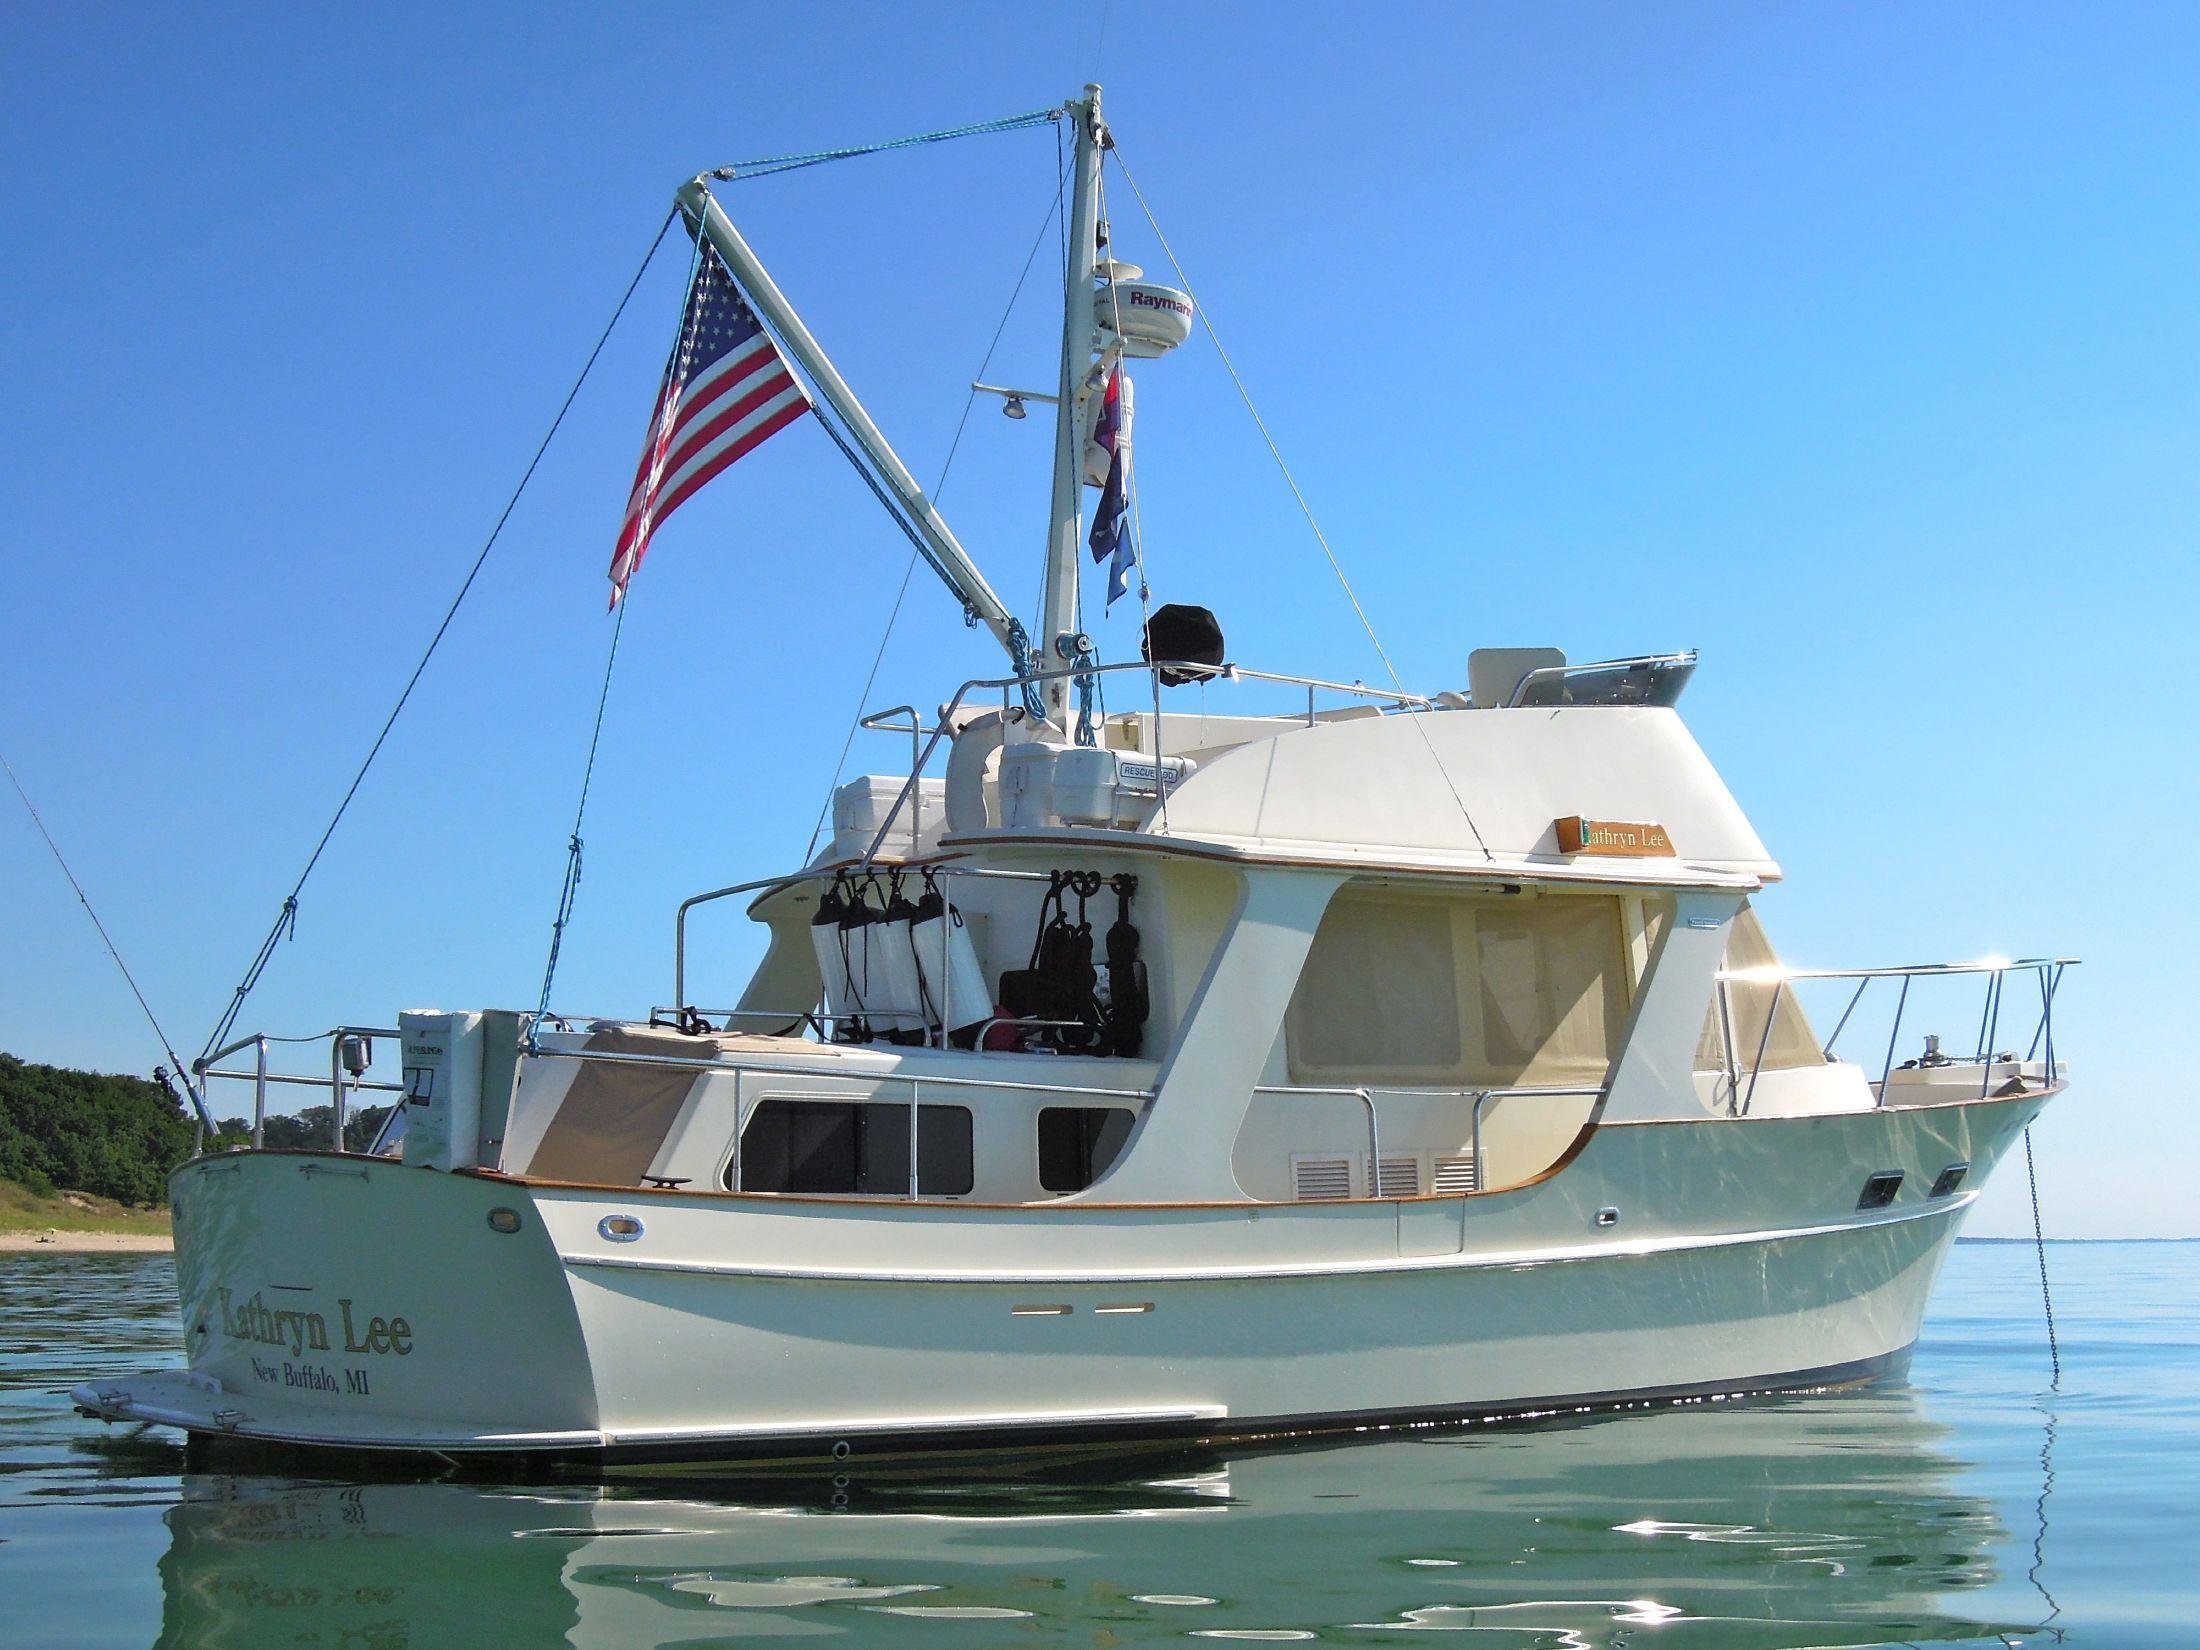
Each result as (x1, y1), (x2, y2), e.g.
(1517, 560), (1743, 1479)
(674, 177), (1029, 670)
(1038, 83), (1107, 725)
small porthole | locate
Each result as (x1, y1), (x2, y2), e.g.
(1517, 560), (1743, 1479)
(1857, 1171), (1904, 1211)
(486, 1206), (522, 1234)
(1929, 1162), (1969, 1199)
(1595, 1206), (1621, 1229)
(597, 1213), (645, 1243)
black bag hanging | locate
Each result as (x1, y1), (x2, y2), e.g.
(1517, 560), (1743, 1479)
(996, 871), (1062, 1026)
(1000, 871), (1105, 1049)
(1102, 873), (1148, 1057)
(1040, 872), (1104, 1052)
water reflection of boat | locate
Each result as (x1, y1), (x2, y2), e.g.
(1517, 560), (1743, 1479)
(154, 1385), (2034, 1648)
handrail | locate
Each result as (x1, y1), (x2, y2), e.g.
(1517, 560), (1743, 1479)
(529, 1036), (1155, 1203)
(1253, 1083), (1605, 1199)
(1711, 956), (2078, 1113)
(525, 1037), (1156, 1101)
(196, 1025), (403, 1153)
(1504, 651), (1698, 709)
(1722, 956), (2081, 982)
(1254, 1084), (1381, 1191)
(673, 863), (1054, 1017)
(852, 657), (1436, 871)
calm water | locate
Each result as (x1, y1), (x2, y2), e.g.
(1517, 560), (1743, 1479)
(0, 1242), (2192, 1648)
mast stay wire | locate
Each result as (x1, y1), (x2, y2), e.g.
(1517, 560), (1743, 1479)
(3, 752), (215, 1134)
(1106, 149), (1494, 861)
(803, 150), (1076, 859)
(711, 108), (1059, 184)
(197, 208), (680, 1071)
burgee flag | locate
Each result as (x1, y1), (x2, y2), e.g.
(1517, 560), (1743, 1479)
(1086, 365), (1136, 607)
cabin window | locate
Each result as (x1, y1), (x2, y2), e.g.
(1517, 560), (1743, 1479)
(1285, 889), (1627, 1087)
(1037, 1106), (1137, 1193)
(1641, 901), (1826, 1073)
(733, 1099), (973, 1196)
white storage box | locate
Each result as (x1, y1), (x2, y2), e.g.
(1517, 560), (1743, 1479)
(822, 776), (945, 862)
(998, 741), (1070, 829)
(1050, 747), (1194, 827)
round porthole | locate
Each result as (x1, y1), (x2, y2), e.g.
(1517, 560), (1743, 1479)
(598, 1213), (645, 1243)
(1595, 1206), (1621, 1229)
(487, 1206), (522, 1234)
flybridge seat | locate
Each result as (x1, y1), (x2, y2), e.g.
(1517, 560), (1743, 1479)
(814, 776), (949, 865)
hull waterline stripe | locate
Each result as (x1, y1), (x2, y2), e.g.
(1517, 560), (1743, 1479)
(74, 1350), (1907, 1461)
(553, 1189), (1975, 1287)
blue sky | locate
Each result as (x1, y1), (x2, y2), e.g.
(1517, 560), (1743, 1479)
(3, 3), (2193, 1235)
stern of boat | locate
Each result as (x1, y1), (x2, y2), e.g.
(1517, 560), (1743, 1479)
(73, 1149), (601, 1455)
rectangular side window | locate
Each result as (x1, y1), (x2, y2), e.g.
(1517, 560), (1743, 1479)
(1037, 1106), (1137, 1193)
(735, 1100), (973, 1196)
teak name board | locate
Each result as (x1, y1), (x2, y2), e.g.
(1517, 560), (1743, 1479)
(1555, 816), (1676, 857)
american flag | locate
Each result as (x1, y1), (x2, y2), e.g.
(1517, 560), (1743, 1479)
(607, 241), (810, 606)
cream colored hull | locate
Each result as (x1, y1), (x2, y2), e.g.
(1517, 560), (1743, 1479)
(75, 1090), (2044, 1461)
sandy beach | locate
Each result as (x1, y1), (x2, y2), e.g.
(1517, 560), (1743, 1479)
(0, 1231), (174, 1254)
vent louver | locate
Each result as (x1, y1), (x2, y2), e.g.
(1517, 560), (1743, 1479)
(1374, 1155), (1421, 1197)
(1292, 1156), (1353, 1201)
(1433, 1155), (1478, 1195)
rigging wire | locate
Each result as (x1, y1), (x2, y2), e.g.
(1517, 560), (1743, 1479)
(711, 108), (1059, 183)
(530, 593), (632, 1033)
(2, 752), (213, 1132)
(1107, 149), (1494, 861)
(1107, 152), (1406, 694)
(197, 208), (679, 1069)
(529, 214), (715, 1030)
(803, 153), (1076, 858)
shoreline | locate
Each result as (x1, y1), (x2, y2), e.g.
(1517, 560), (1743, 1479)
(0, 1231), (174, 1254)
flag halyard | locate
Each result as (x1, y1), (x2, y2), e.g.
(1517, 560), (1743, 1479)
(608, 242), (810, 607)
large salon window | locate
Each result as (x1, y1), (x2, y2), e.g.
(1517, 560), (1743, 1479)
(734, 1099), (974, 1196)
(1285, 889), (1627, 1087)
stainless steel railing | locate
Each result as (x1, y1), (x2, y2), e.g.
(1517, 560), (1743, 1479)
(1252, 1083), (1607, 1198)
(1713, 956), (2078, 1114)
(848, 657), (1436, 870)
(523, 1036), (1154, 1202)
(673, 862), (1054, 1029)
(1504, 651), (1699, 708)
(194, 1026), (405, 1153)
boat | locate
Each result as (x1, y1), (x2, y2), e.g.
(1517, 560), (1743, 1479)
(74, 85), (2074, 1466)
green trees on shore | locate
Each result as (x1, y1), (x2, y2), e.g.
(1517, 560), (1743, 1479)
(0, 1054), (193, 1206)
(0, 1054), (396, 1205)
